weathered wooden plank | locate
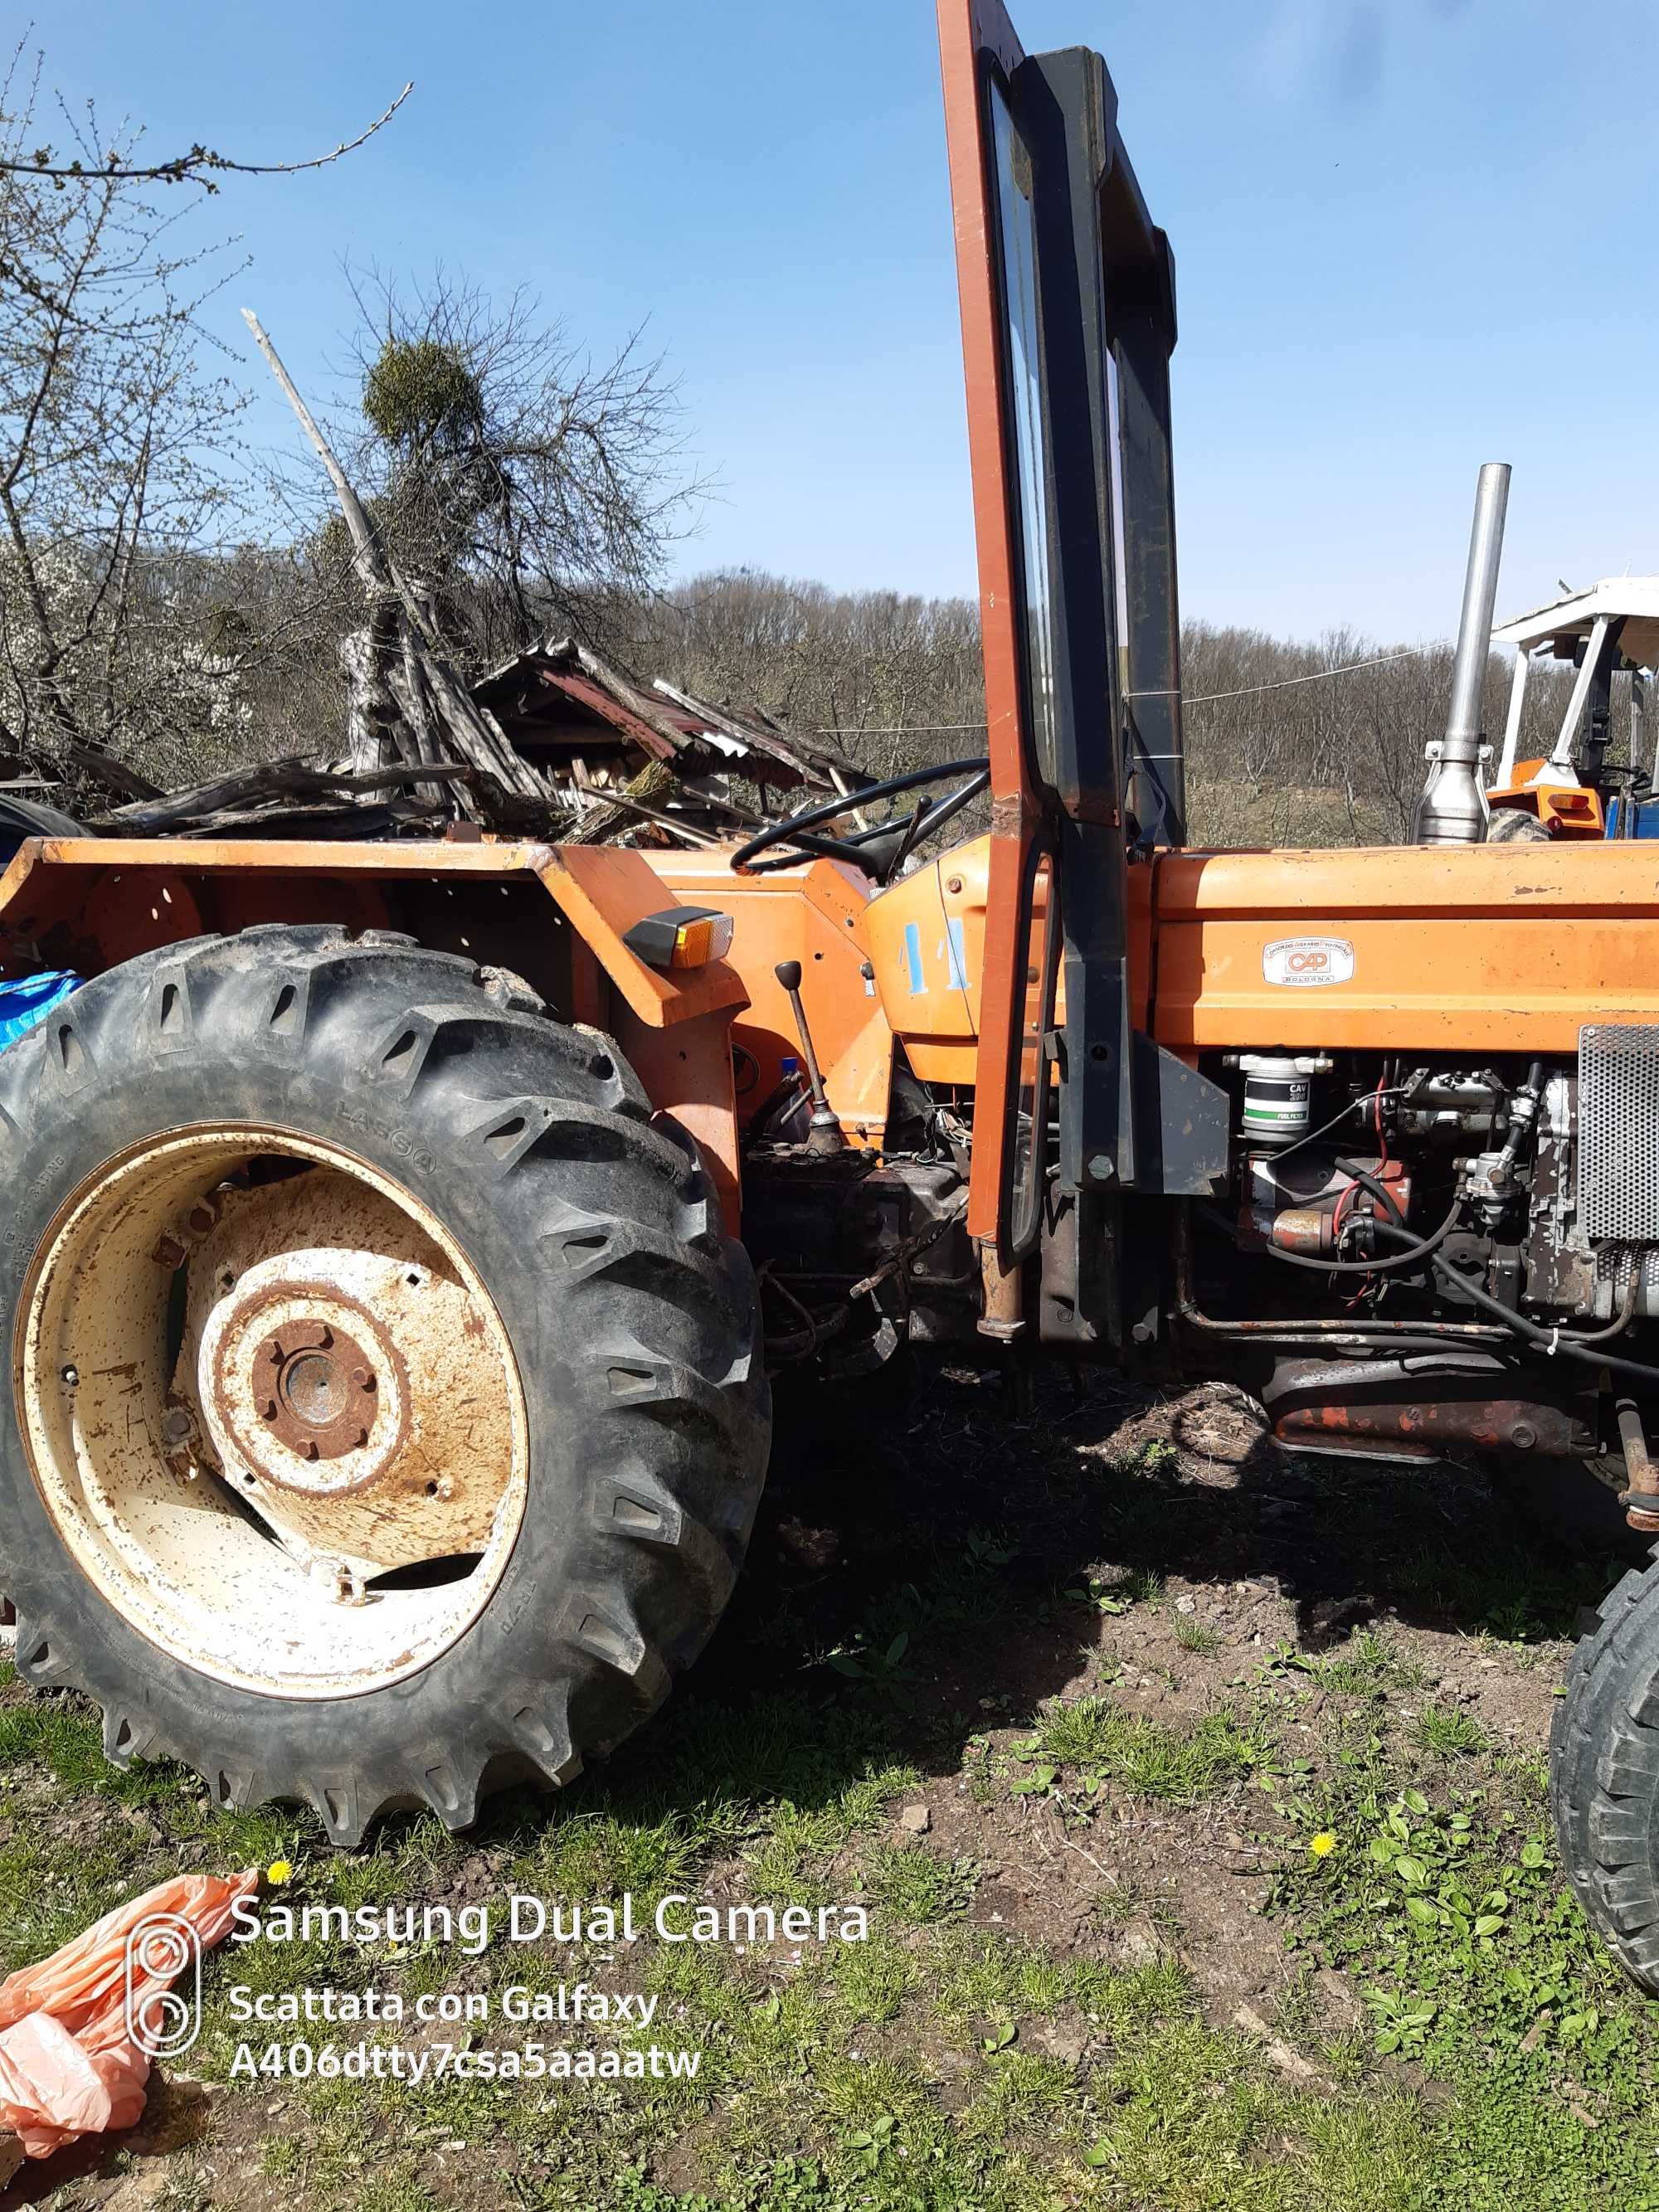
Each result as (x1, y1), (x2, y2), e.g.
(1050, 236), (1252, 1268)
(104, 757), (487, 834)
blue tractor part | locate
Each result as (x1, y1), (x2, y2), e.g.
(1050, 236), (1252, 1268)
(1604, 791), (1659, 839)
(0, 969), (81, 1050)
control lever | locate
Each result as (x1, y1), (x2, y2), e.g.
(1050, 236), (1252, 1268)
(773, 961), (845, 1155)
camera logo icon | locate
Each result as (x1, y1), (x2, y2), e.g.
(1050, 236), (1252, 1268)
(123, 1911), (202, 2059)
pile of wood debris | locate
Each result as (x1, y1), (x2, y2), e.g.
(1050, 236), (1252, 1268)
(77, 636), (866, 845)
(55, 313), (867, 847)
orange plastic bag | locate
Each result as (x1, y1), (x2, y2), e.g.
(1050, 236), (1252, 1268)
(0, 1869), (256, 2159)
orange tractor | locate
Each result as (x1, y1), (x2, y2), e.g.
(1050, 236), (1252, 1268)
(4, 0), (1659, 1993)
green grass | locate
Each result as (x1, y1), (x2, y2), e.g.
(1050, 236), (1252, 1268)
(1391, 1536), (1605, 1646)
(1172, 1612), (1222, 1655)
(0, 1824), (153, 1976)
(2, 1689), (1652, 2211)
(1268, 1757), (1659, 2207)
(1413, 1703), (1490, 1759)
(860, 1842), (978, 1926)
(0, 1674), (192, 1806)
(1030, 1692), (1271, 1799)
(1319, 1627), (1418, 1699)
(7, 1383), (1659, 2212)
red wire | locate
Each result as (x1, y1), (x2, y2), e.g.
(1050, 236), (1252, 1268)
(1333, 1067), (1391, 1285)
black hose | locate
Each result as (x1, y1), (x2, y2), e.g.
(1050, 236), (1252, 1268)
(1267, 1196), (1461, 1276)
(1203, 1197), (1462, 1276)
(1424, 1246), (1659, 1388)
(1259, 1089), (1404, 1167)
(1391, 1222), (1629, 1344)
(1333, 1157), (1406, 1228)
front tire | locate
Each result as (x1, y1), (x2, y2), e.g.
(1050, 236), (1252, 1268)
(0, 926), (769, 1843)
(1552, 1553), (1659, 1991)
(1487, 806), (1551, 844)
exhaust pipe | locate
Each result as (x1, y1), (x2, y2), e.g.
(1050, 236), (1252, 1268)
(1413, 461), (1511, 846)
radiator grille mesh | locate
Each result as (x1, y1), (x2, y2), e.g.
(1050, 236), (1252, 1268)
(1579, 1024), (1659, 1242)
(1595, 1247), (1659, 1311)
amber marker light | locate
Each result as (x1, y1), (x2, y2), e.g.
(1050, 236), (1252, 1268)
(622, 906), (736, 970)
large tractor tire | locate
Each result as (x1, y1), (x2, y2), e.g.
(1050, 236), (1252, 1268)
(1552, 1553), (1659, 1991)
(0, 928), (769, 1844)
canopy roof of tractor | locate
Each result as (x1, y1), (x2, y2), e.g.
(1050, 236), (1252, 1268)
(1494, 576), (1659, 672)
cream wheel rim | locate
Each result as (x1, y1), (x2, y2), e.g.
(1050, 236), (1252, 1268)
(16, 1125), (529, 1697)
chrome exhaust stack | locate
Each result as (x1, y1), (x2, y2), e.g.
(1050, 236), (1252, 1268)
(1413, 461), (1511, 846)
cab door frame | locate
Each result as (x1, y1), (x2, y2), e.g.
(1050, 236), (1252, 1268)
(937, 0), (1228, 1275)
(938, 0), (1053, 1264)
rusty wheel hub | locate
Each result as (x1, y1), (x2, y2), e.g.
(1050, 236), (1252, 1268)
(216, 1301), (403, 1484)
(176, 1168), (515, 1580)
(263, 1322), (379, 1457)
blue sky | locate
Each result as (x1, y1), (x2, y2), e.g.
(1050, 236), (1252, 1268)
(32, 1), (1659, 642)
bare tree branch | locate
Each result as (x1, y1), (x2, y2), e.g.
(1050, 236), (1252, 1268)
(2, 81), (413, 190)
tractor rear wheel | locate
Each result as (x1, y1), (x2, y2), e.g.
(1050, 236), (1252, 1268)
(1487, 807), (1550, 844)
(0, 927), (768, 1843)
(1552, 1550), (1659, 1991)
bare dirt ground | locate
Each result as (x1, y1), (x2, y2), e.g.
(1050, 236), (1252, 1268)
(1, 1359), (1649, 2212)
(753, 1364), (1575, 2005)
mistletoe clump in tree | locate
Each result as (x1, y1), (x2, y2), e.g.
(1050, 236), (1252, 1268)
(346, 270), (703, 676)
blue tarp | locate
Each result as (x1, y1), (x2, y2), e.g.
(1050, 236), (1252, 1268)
(0, 969), (80, 1049)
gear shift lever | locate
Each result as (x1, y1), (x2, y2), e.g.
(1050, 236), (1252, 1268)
(774, 961), (845, 1155)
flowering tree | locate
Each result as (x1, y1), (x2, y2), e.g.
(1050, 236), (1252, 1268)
(0, 47), (403, 799)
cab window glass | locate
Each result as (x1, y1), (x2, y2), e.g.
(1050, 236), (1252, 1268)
(988, 77), (1059, 790)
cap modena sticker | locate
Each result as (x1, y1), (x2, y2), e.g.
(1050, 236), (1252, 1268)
(1262, 936), (1355, 988)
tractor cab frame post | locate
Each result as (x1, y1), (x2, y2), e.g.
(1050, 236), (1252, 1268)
(939, 0), (1226, 1317)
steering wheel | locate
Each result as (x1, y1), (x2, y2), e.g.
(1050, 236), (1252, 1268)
(729, 757), (990, 882)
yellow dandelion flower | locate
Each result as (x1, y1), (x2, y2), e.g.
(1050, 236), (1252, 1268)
(266, 1858), (294, 1884)
(1309, 1831), (1337, 1859)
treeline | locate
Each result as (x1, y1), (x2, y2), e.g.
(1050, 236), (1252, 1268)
(22, 547), (1589, 847)
(620, 573), (986, 780)
(1180, 620), (1583, 847)
(627, 575), (1587, 848)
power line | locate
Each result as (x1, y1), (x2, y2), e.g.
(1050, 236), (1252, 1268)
(1181, 644), (1450, 706)
(816, 720), (988, 736)
(815, 643), (1464, 736)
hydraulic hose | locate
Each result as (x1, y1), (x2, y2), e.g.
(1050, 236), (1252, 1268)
(1333, 1158), (1406, 1228)
(1246, 1195), (1462, 1276)
(1563, 1277), (1639, 1344)
(1419, 1241), (1659, 1388)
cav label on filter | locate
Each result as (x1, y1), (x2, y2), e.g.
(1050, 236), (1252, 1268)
(1262, 936), (1355, 987)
